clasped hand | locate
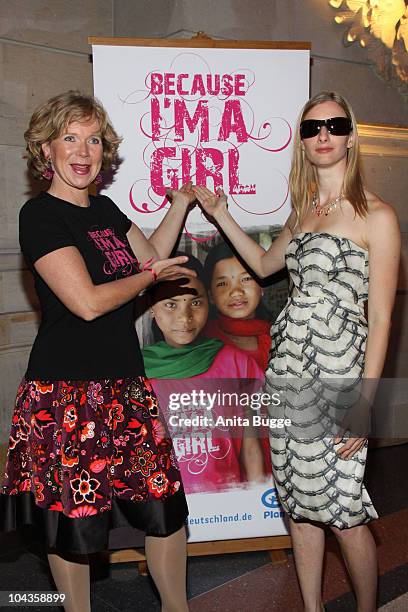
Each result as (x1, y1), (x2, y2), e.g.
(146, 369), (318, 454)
(166, 181), (197, 211)
(166, 183), (228, 220)
(192, 185), (228, 220)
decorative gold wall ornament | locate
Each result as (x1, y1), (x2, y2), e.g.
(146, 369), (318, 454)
(329, 0), (408, 97)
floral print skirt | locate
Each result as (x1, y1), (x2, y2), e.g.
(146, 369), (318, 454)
(0, 377), (188, 554)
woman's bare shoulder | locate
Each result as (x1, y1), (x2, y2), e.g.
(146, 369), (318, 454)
(365, 189), (397, 217)
(364, 190), (400, 239)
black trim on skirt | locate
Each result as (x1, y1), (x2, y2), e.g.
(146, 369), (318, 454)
(0, 490), (188, 555)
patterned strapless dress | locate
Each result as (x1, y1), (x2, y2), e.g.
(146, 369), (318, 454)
(265, 232), (378, 529)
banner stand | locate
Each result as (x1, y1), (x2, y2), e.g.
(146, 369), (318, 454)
(89, 31), (309, 570)
(107, 535), (292, 575)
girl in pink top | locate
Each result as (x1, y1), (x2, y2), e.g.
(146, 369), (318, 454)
(142, 255), (266, 493)
(203, 242), (272, 371)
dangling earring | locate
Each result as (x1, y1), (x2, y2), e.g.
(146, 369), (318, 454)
(94, 173), (103, 185)
(42, 159), (54, 181)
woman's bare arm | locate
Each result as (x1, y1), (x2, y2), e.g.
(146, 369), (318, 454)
(193, 186), (293, 278)
(364, 202), (400, 378)
(126, 183), (196, 264)
(336, 201), (400, 459)
(35, 248), (193, 321)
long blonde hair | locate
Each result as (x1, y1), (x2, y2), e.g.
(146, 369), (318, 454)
(289, 91), (367, 228)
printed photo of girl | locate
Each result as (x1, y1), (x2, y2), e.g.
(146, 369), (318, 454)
(203, 242), (272, 371)
(142, 254), (268, 494)
(203, 242), (274, 475)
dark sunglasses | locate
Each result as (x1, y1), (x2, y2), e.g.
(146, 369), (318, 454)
(300, 116), (352, 139)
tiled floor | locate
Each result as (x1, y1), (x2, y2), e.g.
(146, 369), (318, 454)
(1, 443), (407, 611)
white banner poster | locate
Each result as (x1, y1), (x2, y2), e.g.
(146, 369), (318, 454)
(92, 41), (309, 542)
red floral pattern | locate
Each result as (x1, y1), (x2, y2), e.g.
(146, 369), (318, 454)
(147, 471), (170, 498)
(70, 469), (101, 505)
(130, 448), (156, 477)
(1, 378), (182, 518)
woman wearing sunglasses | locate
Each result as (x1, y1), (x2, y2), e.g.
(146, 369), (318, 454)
(193, 91), (400, 612)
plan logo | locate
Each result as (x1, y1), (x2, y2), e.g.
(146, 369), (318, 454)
(261, 488), (285, 519)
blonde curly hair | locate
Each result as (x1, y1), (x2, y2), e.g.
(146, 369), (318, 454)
(24, 90), (122, 179)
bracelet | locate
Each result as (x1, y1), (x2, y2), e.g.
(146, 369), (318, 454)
(141, 257), (157, 283)
(143, 267), (157, 283)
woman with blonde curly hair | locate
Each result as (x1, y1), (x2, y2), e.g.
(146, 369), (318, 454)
(0, 90), (194, 612)
(193, 91), (400, 611)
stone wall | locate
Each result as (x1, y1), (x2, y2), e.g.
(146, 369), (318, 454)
(0, 1), (113, 440)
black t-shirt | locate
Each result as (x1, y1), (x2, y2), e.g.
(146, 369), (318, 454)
(19, 192), (145, 380)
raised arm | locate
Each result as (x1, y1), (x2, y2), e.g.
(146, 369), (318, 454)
(126, 182), (196, 265)
(193, 186), (293, 278)
(34, 248), (194, 321)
